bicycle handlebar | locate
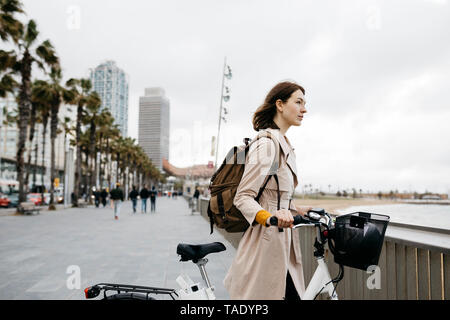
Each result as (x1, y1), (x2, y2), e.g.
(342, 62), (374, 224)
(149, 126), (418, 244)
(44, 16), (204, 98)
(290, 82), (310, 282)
(269, 215), (310, 226)
(268, 208), (332, 228)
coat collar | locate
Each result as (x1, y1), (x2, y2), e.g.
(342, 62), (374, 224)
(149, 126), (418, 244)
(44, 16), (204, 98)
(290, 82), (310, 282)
(262, 128), (298, 185)
(263, 128), (294, 159)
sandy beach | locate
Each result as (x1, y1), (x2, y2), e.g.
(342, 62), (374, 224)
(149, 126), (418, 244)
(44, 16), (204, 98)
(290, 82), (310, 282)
(293, 198), (397, 215)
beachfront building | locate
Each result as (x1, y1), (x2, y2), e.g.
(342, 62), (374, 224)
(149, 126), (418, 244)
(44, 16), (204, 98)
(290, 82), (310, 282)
(138, 87), (170, 171)
(89, 60), (129, 137)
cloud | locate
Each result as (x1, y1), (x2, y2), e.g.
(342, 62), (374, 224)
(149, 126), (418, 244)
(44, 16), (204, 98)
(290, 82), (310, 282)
(19, 0), (450, 194)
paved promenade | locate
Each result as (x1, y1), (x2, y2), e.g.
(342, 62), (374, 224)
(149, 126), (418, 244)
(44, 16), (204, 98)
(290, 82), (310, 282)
(0, 197), (236, 299)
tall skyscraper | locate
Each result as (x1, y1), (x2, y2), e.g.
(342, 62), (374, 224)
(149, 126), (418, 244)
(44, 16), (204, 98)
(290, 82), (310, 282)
(138, 88), (170, 171)
(90, 60), (129, 137)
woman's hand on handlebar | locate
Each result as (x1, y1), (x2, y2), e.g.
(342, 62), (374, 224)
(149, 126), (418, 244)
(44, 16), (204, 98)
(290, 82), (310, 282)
(271, 209), (294, 228)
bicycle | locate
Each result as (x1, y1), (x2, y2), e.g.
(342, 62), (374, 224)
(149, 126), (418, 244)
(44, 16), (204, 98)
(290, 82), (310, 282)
(84, 208), (389, 300)
(84, 241), (226, 300)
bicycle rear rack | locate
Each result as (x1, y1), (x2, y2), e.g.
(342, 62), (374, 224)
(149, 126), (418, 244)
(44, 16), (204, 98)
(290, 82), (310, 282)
(85, 283), (179, 300)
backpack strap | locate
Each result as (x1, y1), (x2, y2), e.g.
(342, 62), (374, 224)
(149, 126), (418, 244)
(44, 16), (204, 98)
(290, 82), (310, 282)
(251, 131), (283, 231)
(273, 174), (283, 232)
(217, 192), (225, 216)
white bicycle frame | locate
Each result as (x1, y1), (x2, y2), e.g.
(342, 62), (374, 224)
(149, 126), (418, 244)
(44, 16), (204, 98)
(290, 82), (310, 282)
(175, 258), (216, 300)
(86, 211), (342, 300)
(293, 216), (339, 300)
(175, 223), (339, 300)
(302, 256), (338, 300)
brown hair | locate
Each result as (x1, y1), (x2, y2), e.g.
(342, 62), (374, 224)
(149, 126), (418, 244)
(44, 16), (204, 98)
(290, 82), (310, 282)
(252, 81), (305, 131)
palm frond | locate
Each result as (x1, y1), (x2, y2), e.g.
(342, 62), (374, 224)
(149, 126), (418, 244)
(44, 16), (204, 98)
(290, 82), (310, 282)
(0, 73), (18, 97)
(0, 49), (16, 70)
(1, 0), (24, 13)
(65, 78), (80, 88)
(24, 19), (38, 46)
(0, 0), (24, 42)
(35, 39), (59, 69)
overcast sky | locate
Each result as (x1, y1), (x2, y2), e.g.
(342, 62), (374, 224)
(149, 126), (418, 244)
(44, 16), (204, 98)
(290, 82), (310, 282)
(18, 0), (450, 194)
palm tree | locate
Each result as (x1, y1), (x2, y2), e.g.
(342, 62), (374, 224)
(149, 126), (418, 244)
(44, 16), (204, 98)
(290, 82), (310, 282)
(31, 109), (43, 188)
(111, 136), (125, 187)
(32, 67), (73, 209)
(37, 94), (50, 205)
(83, 91), (101, 203)
(24, 87), (39, 191)
(96, 110), (114, 189)
(106, 125), (120, 190)
(65, 78), (93, 207)
(60, 114), (73, 192)
(0, 10), (59, 203)
(80, 130), (91, 199)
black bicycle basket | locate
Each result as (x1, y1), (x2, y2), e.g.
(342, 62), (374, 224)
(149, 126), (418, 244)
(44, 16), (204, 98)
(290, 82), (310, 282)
(329, 212), (390, 271)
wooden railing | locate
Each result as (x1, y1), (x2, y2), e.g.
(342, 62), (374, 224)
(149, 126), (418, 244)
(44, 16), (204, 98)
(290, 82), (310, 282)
(195, 196), (450, 300)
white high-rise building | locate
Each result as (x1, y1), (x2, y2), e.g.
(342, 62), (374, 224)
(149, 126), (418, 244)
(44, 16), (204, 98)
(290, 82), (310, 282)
(90, 60), (129, 137)
(138, 88), (170, 171)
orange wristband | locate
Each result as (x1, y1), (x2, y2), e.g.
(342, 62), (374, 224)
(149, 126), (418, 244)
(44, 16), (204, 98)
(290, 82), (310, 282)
(255, 210), (272, 226)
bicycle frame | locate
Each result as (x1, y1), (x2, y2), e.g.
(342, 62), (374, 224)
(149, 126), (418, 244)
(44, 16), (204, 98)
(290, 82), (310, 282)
(175, 258), (216, 300)
(303, 257), (338, 300)
(84, 209), (343, 300)
(293, 214), (342, 300)
(84, 257), (217, 300)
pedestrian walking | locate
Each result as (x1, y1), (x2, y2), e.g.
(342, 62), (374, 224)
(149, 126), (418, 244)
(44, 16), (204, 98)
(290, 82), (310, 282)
(150, 186), (157, 212)
(129, 185), (139, 214)
(140, 185), (150, 213)
(110, 183), (124, 220)
(192, 187), (200, 211)
(100, 188), (108, 207)
(93, 187), (100, 208)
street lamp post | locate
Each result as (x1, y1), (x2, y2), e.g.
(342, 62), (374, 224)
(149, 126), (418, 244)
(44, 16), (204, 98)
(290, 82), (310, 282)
(214, 56), (232, 170)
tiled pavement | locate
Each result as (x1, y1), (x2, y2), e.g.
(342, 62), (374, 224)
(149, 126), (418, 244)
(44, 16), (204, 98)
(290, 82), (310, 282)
(0, 197), (236, 300)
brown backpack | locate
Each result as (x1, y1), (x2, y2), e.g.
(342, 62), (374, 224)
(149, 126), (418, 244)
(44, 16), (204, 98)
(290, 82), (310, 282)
(207, 131), (281, 234)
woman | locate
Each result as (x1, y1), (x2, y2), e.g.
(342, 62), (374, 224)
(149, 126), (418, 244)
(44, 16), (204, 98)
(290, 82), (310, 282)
(223, 81), (311, 300)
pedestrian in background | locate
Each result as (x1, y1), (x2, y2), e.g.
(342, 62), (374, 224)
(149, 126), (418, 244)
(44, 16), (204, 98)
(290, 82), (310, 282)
(192, 187), (200, 212)
(150, 186), (157, 212)
(93, 187), (100, 208)
(110, 183), (124, 220)
(129, 185), (139, 214)
(140, 185), (150, 213)
(101, 188), (108, 207)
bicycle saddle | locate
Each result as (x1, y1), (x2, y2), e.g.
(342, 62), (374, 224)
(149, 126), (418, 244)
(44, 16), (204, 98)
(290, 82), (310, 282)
(177, 242), (226, 262)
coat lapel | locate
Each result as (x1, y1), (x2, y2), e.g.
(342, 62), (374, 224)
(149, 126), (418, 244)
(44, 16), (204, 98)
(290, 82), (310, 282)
(286, 152), (298, 188)
(265, 128), (298, 188)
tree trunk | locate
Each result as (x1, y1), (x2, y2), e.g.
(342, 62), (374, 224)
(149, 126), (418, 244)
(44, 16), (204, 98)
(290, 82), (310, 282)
(32, 141), (38, 188)
(25, 103), (37, 192)
(73, 102), (83, 206)
(49, 104), (58, 209)
(62, 132), (67, 192)
(41, 116), (48, 206)
(84, 150), (89, 202)
(98, 134), (103, 189)
(107, 139), (111, 190)
(88, 120), (96, 204)
(16, 51), (32, 204)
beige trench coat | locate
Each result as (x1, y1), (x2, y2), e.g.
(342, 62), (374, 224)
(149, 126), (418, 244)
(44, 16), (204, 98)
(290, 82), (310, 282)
(223, 128), (306, 300)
